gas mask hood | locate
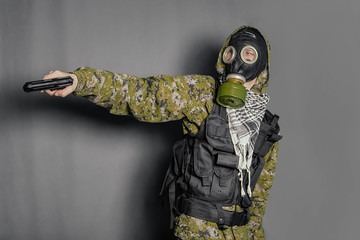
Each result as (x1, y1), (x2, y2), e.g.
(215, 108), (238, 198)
(215, 26), (270, 108)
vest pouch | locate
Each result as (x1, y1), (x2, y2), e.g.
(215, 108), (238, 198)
(173, 138), (190, 176)
(160, 138), (189, 197)
(205, 105), (234, 153)
(206, 122), (234, 152)
(193, 140), (215, 178)
(188, 139), (214, 199)
(160, 137), (191, 228)
(216, 153), (238, 169)
(211, 153), (238, 202)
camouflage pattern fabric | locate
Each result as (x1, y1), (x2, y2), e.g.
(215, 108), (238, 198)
(73, 67), (215, 134)
(71, 26), (278, 239)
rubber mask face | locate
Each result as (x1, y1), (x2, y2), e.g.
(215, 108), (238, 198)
(216, 27), (268, 108)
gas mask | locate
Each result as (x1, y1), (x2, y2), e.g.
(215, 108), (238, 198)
(216, 27), (268, 108)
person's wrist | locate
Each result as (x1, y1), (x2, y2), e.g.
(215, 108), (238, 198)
(69, 73), (79, 90)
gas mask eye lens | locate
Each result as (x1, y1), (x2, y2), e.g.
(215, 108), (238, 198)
(222, 46), (236, 64)
(240, 46), (258, 64)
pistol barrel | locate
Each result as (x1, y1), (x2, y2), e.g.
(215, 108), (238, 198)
(23, 77), (73, 92)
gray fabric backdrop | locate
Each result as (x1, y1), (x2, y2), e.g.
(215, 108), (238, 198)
(1, 0), (359, 239)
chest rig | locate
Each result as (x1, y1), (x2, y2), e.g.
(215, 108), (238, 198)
(160, 103), (282, 229)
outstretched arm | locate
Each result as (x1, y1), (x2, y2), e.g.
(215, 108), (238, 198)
(43, 67), (216, 134)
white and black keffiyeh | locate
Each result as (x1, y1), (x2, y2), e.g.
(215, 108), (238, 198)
(227, 89), (269, 197)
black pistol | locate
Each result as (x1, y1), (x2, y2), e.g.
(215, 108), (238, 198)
(23, 76), (73, 93)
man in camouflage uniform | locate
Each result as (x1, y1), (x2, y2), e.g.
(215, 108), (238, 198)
(43, 26), (280, 240)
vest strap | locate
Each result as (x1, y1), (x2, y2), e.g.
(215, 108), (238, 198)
(177, 196), (250, 228)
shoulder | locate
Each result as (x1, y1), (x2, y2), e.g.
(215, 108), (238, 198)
(178, 75), (216, 135)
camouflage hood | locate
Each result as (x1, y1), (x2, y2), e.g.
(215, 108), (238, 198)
(215, 26), (271, 94)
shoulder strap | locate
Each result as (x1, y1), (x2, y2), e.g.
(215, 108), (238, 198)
(253, 109), (282, 158)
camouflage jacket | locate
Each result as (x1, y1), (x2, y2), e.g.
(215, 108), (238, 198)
(72, 65), (279, 240)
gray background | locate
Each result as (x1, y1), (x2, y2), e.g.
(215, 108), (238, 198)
(1, 0), (359, 239)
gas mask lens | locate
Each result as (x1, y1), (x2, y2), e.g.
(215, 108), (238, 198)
(222, 45), (258, 65)
(222, 46), (236, 64)
(240, 46), (258, 64)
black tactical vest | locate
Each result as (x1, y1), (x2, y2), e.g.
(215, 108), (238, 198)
(160, 103), (282, 229)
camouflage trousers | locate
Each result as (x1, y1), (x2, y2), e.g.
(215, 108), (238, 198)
(174, 214), (256, 240)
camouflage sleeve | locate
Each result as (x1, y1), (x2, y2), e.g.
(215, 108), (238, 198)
(72, 67), (215, 134)
(248, 142), (280, 240)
